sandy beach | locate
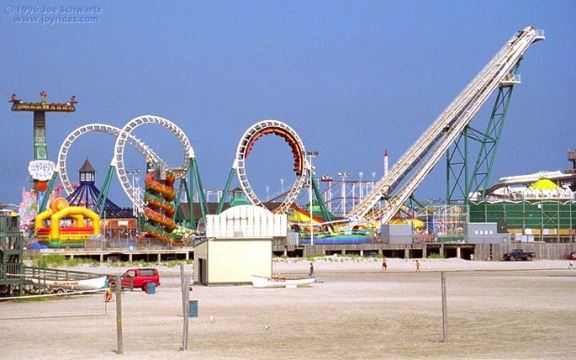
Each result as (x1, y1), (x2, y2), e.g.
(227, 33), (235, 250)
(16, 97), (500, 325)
(1, 258), (575, 359)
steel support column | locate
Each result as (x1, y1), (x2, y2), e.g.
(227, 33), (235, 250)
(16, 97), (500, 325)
(446, 62), (519, 204)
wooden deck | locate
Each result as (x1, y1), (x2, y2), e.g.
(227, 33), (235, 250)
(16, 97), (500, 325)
(26, 242), (576, 263)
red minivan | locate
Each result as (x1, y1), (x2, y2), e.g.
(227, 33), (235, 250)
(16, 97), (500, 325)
(110, 268), (160, 292)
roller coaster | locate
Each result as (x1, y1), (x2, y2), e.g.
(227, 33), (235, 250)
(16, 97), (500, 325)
(54, 117), (312, 242)
(217, 120), (309, 215)
(46, 26), (544, 239)
(349, 26), (544, 224)
(54, 116), (201, 243)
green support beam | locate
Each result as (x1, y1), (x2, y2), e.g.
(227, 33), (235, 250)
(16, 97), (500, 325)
(468, 84), (516, 201)
(176, 178), (195, 228)
(181, 157), (208, 230)
(38, 171), (59, 212)
(446, 128), (469, 204)
(95, 165), (115, 218)
(446, 62), (520, 204)
(311, 176), (333, 222)
(191, 158), (208, 221)
(187, 159), (196, 230)
(217, 168), (236, 215)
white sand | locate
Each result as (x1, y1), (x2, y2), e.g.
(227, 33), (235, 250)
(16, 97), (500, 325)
(72, 256), (573, 278)
(1, 258), (575, 359)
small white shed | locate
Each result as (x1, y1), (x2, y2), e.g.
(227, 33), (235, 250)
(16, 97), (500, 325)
(194, 205), (287, 285)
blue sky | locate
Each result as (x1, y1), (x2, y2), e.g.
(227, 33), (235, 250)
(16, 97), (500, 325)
(1, 0), (575, 207)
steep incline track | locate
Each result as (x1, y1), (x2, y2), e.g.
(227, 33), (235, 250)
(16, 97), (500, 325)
(350, 26), (544, 224)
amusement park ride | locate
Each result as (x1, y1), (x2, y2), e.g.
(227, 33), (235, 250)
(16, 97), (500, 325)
(348, 26), (545, 224)
(9, 91), (76, 206)
(9, 26), (545, 248)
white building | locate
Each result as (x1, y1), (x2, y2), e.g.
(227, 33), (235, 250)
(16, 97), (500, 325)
(194, 205), (287, 285)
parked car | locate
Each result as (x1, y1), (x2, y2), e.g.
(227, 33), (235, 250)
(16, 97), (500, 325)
(503, 249), (536, 261)
(108, 268), (160, 292)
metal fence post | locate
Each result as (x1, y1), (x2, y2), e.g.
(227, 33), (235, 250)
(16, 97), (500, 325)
(179, 263), (187, 350)
(181, 274), (190, 351)
(441, 272), (448, 343)
(115, 275), (123, 354)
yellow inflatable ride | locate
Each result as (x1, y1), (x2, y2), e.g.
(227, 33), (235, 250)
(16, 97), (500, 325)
(35, 198), (101, 248)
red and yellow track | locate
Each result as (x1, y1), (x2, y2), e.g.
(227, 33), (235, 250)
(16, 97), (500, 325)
(243, 126), (304, 175)
(143, 171), (178, 244)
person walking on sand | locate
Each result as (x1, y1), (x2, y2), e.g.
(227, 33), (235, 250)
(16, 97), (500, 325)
(415, 259), (421, 271)
(105, 283), (113, 303)
(309, 262), (314, 277)
(382, 257), (388, 271)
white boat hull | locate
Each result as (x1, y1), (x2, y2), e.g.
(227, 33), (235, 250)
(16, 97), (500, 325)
(30, 275), (108, 291)
(251, 275), (315, 288)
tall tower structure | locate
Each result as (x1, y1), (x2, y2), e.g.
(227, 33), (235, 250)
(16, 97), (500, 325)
(10, 92), (76, 207)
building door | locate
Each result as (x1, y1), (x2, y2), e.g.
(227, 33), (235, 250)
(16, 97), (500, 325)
(199, 258), (207, 285)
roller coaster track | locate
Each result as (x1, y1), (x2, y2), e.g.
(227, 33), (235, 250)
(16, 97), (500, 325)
(113, 115), (194, 212)
(142, 171), (179, 244)
(58, 117), (194, 219)
(57, 123), (163, 195)
(234, 120), (308, 214)
(56, 116), (204, 241)
(349, 26), (545, 224)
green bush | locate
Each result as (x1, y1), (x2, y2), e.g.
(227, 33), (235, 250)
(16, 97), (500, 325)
(65, 258), (100, 267)
(104, 259), (192, 267)
(427, 253), (444, 259)
(32, 254), (65, 268)
(30, 255), (195, 268)
(31, 254), (101, 268)
(33, 255), (48, 268)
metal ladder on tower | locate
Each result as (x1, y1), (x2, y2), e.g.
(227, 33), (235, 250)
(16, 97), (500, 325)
(349, 26), (545, 224)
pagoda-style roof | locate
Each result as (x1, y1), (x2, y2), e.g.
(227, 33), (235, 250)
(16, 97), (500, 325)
(80, 159), (95, 172)
(66, 158), (134, 218)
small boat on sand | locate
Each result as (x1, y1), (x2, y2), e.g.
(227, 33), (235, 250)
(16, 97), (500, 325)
(29, 275), (108, 291)
(251, 275), (316, 288)
(22, 267), (108, 292)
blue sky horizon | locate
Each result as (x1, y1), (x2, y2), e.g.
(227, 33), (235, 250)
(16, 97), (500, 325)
(1, 0), (575, 208)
